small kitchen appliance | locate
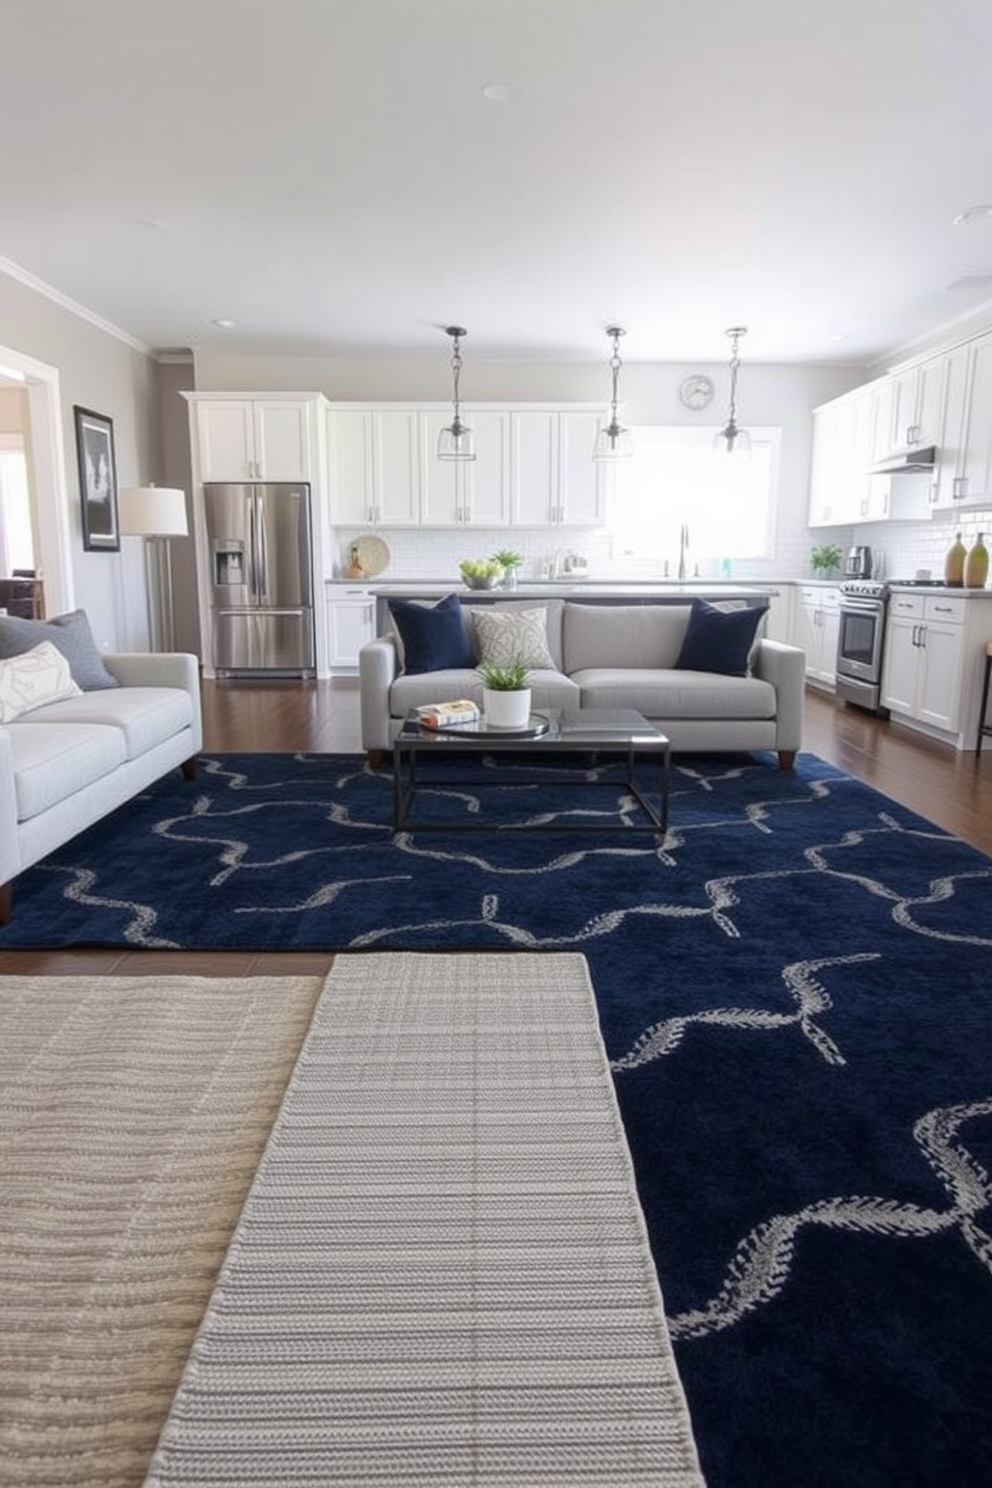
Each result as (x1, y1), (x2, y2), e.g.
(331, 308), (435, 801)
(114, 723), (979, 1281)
(844, 545), (873, 580)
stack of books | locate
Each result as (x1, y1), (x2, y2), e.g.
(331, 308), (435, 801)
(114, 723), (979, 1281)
(416, 699), (481, 729)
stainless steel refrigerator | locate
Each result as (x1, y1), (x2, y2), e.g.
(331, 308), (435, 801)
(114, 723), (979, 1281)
(203, 482), (316, 676)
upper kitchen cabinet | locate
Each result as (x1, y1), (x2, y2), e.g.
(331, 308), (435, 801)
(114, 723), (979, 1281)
(419, 411), (510, 526)
(327, 408), (421, 526)
(931, 332), (992, 511)
(808, 389), (870, 525)
(192, 396), (317, 482)
(510, 410), (611, 526)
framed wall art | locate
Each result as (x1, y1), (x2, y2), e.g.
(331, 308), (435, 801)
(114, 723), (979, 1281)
(73, 405), (120, 552)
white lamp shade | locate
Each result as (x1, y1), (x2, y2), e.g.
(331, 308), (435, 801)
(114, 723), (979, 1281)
(119, 485), (188, 537)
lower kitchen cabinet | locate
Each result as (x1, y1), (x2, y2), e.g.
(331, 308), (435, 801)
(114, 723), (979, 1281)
(326, 586), (376, 671)
(795, 585), (840, 685)
(881, 592), (967, 733)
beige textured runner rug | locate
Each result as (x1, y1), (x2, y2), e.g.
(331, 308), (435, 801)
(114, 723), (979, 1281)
(146, 952), (704, 1487)
(0, 973), (323, 1488)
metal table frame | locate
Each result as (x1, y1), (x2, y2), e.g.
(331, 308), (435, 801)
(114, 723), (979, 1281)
(392, 708), (670, 836)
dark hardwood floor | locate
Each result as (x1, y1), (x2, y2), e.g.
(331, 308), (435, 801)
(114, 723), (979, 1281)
(3, 676), (990, 977)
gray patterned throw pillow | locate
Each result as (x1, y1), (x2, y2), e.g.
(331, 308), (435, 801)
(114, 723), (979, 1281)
(473, 606), (555, 670)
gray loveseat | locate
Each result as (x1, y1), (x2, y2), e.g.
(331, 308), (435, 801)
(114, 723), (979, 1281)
(0, 638), (202, 923)
(359, 597), (804, 769)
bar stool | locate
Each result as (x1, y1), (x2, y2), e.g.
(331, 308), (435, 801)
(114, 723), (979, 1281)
(976, 641), (992, 756)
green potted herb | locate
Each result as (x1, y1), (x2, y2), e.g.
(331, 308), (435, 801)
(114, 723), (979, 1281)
(490, 547), (525, 591)
(477, 657), (531, 728)
(810, 544), (843, 577)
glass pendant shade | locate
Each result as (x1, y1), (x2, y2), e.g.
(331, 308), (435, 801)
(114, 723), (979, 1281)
(437, 417), (476, 462)
(592, 325), (633, 461)
(592, 421), (634, 461)
(437, 325), (476, 462)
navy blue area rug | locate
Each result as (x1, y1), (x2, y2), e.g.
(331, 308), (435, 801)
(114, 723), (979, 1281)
(5, 749), (992, 1486)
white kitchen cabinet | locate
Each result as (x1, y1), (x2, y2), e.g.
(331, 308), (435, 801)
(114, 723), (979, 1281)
(195, 398), (314, 482)
(510, 410), (610, 526)
(327, 409), (421, 526)
(419, 411), (510, 526)
(881, 592), (968, 732)
(325, 584), (376, 670)
(931, 331), (992, 511)
(795, 585), (840, 685)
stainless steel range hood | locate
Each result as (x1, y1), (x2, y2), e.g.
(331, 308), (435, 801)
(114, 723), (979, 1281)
(869, 445), (937, 475)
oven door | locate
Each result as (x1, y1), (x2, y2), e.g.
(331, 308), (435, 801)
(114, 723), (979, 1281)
(836, 601), (884, 683)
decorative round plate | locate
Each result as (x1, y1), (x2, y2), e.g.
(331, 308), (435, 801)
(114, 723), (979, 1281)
(354, 535), (390, 577)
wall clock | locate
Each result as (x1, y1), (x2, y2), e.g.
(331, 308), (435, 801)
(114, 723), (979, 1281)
(679, 374), (715, 411)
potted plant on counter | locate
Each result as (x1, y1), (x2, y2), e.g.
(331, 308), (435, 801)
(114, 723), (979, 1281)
(491, 547), (524, 591)
(477, 657), (532, 728)
(810, 544), (843, 578)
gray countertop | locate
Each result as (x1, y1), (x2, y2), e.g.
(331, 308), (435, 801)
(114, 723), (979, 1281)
(354, 580), (778, 599)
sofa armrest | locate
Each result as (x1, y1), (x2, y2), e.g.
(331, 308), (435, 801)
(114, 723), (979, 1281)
(0, 727), (19, 886)
(103, 652), (203, 752)
(359, 637), (400, 752)
(754, 639), (805, 752)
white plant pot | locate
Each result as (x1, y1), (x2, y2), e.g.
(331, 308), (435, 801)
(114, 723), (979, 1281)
(483, 686), (532, 729)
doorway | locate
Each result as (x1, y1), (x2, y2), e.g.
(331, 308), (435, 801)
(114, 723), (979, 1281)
(0, 346), (74, 615)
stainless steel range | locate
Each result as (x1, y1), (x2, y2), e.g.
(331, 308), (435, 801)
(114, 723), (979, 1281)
(836, 579), (890, 715)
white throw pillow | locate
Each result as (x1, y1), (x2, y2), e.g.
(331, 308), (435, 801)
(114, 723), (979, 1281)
(473, 606), (555, 670)
(0, 640), (83, 722)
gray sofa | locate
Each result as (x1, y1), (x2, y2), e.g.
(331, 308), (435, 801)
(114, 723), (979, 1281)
(360, 597), (804, 768)
(0, 651), (202, 923)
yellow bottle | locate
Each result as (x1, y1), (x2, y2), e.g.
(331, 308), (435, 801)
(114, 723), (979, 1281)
(964, 532), (989, 589)
(944, 532), (966, 586)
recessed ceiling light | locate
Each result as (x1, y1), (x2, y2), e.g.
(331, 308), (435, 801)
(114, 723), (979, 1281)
(953, 204), (992, 226)
(482, 79), (522, 103)
(212, 318), (238, 329)
(826, 332), (850, 344)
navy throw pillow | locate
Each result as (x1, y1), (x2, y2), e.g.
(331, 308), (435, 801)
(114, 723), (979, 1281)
(387, 593), (475, 675)
(674, 599), (768, 677)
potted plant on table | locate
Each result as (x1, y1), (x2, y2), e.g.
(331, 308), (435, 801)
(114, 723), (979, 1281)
(477, 657), (532, 728)
(490, 547), (524, 591)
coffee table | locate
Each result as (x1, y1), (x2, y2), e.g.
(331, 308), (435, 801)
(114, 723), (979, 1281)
(392, 707), (670, 835)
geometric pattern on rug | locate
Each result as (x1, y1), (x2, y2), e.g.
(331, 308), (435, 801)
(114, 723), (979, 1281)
(4, 750), (992, 1487)
(146, 952), (705, 1488)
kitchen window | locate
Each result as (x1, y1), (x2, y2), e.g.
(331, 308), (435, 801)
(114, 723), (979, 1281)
(610, 426), (781, 564)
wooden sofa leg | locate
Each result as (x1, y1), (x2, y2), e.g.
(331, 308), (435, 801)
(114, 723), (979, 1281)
(777, 750), (797, 772)
(0, 880), (11, 927)
(367, 749), (385, 770)
(181, 756), (198, 781)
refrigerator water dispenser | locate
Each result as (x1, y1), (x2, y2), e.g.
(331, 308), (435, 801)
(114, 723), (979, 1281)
(214, 542), (244, 585)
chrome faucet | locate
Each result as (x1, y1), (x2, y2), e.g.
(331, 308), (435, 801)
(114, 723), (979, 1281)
(678, 524), (688, 581)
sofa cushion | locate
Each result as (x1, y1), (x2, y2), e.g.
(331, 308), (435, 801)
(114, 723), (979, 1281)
(472, 607), (555, 670)
(388, 594), (475, 675)
(0, 609), (120, 690)
(0, 641), (82, 722)
(390, 668), (580, 717)
(23, 686), (195, 760)
(6, 721), (128, 822)
(573, 668), (777, 720)
(674, 598), (769, 677)
(563, 603), (690, 672)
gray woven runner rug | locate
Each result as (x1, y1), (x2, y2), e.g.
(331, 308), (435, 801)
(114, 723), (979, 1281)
(145, 951), (704, 1487)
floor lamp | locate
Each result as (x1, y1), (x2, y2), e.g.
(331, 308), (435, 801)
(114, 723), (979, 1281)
(118, 485), (188, 652)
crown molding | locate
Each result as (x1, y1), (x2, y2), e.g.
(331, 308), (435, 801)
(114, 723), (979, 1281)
(0, 254), (152, 357)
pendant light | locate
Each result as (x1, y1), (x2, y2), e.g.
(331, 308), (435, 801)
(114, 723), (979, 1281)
(437, 325), (476, 462)
(714, 326), (752, 456)
(592, 326), (634, 461)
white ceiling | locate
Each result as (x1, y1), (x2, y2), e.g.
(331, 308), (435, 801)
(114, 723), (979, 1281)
(4, 0), (992, 368)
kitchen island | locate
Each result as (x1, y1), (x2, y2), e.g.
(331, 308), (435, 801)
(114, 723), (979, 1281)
(365, 580), (777, 635)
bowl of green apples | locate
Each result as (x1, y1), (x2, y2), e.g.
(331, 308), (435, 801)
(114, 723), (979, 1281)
(459, 558), (505, 590)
